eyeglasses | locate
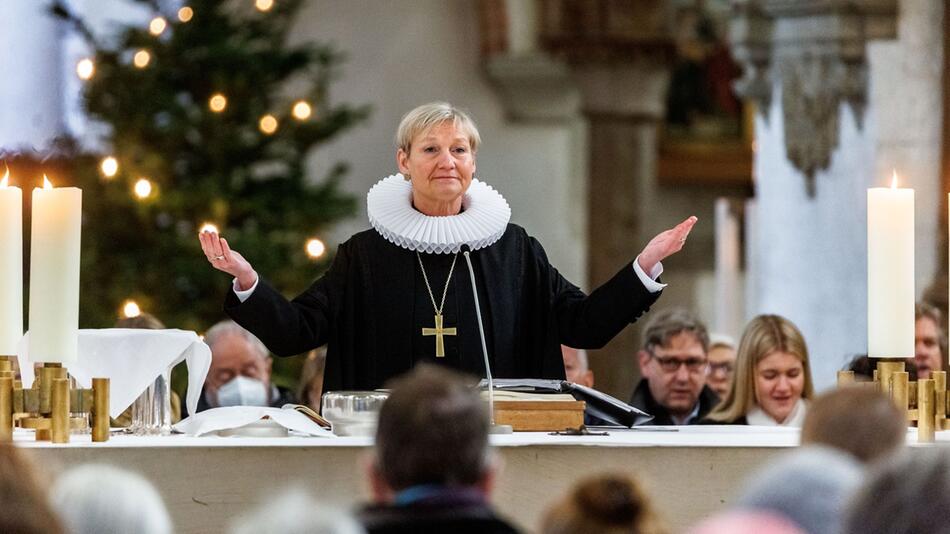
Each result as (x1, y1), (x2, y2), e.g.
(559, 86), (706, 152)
(649, 353), (708, 373)
(707, 362), (734, 375)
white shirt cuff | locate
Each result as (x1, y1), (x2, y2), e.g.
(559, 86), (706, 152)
(632, 255), (666, 293)
(233, 276), (260, 303)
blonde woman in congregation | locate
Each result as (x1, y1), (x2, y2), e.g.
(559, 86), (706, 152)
(702, 315), (814, 426)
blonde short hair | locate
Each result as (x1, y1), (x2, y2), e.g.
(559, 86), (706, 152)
(706, 314), (814, 423)
(395, 102), (481, 153)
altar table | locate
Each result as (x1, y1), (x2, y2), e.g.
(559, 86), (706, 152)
(15, 426), (933, 533)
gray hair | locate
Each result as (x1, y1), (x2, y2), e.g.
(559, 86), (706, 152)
(641, 308), (710, 354)
(709, 333), (736, 351)
(738, 446), (863, 534)
(204, 320), (269, 360)
(230, 488), (364, 534)
(50, 464), (173, 534)
(845, 448), (950, 534)
(395, 102), (481, 153)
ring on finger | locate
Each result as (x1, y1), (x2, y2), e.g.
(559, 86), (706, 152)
(211, 255), (225, 261)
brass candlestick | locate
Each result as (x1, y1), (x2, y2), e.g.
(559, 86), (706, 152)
(838, 360), (947, 443)
(0, 356), (110, 443)
(919, 378), (936, 442)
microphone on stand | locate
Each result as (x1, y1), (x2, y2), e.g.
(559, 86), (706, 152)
(460, 244), (512, 434)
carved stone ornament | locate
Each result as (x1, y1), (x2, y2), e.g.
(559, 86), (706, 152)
(729, 0), (897, 195)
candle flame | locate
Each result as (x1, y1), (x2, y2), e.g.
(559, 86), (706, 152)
(0, 167), (8, 188)
(306, 238), (326, 259)
(121, 300), (141, 319)
(43, 175), (53, 189)
(891, 170), (899, 189)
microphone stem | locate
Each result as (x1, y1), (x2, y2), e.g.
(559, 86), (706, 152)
(462, 250), (495, 425)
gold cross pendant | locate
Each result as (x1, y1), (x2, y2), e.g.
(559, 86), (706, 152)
(422, 314), (457, 358)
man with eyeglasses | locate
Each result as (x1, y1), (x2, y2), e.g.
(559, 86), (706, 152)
(630, 308), (719, 425)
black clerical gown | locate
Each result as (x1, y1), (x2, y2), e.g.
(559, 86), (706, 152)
(224, 224), (660, 392)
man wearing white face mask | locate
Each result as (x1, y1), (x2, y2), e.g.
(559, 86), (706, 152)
(195, 320), (297, 413)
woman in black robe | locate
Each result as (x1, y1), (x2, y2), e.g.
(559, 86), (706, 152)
(198, 102), (697, 391)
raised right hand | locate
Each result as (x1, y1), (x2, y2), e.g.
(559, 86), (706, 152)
(198, 230), (258, 290)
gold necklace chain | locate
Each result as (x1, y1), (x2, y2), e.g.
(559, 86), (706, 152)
(416, 251), (459, 315)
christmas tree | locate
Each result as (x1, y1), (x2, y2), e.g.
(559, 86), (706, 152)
(50, 0), (368, 334)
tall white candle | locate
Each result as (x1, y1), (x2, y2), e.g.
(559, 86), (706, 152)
(28, 176), (81, 364)
(0, 170), (22, 355)
(867, 174), (914, 358)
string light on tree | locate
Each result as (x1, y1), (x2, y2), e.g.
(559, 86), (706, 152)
(76, 58), (94, 80)
(292, 100), (312, 121)
(255, 0), (275, 12)
(99, 157), (118, 178)
(209, 93), (227, 113)
(178, 7), (193, 22)
(134, 178), (153, 199)
(305, 237), (326, 259)
(121, 300), (141, 318)
(133, 50), (151, 68)
(199, 222), (219, 234)
(149, 17), (167, 36)
(259, 114), (278, 134)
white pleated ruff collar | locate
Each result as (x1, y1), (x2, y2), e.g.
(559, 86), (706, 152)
(366, 174), (511, 254)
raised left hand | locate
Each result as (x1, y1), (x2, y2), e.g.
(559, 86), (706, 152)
(637, 216), (698, 274)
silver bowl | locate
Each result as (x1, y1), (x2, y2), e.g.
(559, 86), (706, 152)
(321, 390), (389, 436)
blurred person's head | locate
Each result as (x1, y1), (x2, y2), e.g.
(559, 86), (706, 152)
(738, 446), (863, 534)
(845, 447), (950, 534)
(230, 487), (364, 534)
(638, 308), (710, 419)
(203, 320), (273, 407)
(562, 345), (594, 388)
(540, 474), (667, 534)
(0, 444), (64, 534)
(706, 333), (736, 398)
(801, 387), (905, 463)
(298, 347), (327, 412)
(51, 464), (171, 534)
(369, 364), (494, 503)
(914, 302), (946, 379)
(707, 315), (814, 424)
(114, 311), (165, 329)
(688, 510), (806, 534)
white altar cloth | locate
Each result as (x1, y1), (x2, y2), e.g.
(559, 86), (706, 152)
(10, 425), (939, 533)
(11, 424), (933, 448)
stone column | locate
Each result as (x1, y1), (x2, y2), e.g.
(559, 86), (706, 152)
(479, 0), (590, 295)
(714, 198), (744, 338)
(0, 0), (66, 151)
(730, 0), (930, 390)
(539, 0), (674, 398)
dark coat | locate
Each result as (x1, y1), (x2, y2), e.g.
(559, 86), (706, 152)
(697, 415), (749, 425)
(358, 490), (520, 534)
(225, 224), (660, 392)
(629, 379), (720, 425)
